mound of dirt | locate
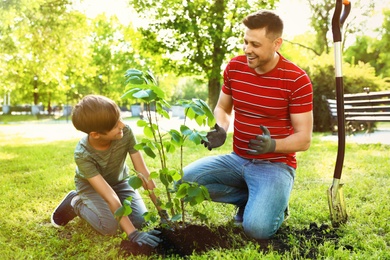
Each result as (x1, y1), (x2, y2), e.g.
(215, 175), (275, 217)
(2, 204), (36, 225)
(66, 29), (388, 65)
(120, 222), (353, 258)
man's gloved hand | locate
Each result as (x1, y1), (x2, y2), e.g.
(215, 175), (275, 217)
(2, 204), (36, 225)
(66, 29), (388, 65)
(128, 230), (162, 248)
(247, 125), (276, 155)
(201, 124), (227, 150)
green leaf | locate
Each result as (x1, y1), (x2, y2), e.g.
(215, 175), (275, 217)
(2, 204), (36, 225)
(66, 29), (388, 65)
(187, 186), (201, 197)
(160, 173), (169, 187)
(125, 68), (143, 77)
(126, 75), (144, 85)
(189, 131), (202, 145)
(143, 145), (156, 158)
(137, 120), (148, 127)
(143, 125), (154, 138)
(169, 129), (183, 145)
(133, 89), (150, 99)
(165, 142), (176, 153)
(150, 171), (159, 179)
(114, 206), (125, 219)
(180, 125), (192, 136)
(176, 183), (188, 199)
(171, 214), (182, 222)
(189, 103), (205, 116)
(128, 176), (143, 189)
(121, 88), (141, 99)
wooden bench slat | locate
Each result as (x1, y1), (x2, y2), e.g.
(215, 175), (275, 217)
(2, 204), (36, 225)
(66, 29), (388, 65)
(344, 91), (390, 100)
(325, 91), (390, 132)
(346, 116), (390, 122)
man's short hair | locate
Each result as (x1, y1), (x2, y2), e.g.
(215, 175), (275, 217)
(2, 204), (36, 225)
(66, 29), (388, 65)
(242, 10), (283, 39)
(72, 95), (121, 134)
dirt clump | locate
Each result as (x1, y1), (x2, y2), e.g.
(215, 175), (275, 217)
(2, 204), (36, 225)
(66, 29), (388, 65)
(120, 222), (352, 258)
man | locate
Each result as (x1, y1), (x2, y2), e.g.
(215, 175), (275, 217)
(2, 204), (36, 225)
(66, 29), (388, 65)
(182, 10), (313, 239)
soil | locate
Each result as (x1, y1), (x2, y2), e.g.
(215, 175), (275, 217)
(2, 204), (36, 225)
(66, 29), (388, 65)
(120, 222), (353, 258)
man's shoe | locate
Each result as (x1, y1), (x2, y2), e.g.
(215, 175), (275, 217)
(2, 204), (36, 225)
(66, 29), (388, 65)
(51, 190), (78, 228)
(233, 206), (245, 225)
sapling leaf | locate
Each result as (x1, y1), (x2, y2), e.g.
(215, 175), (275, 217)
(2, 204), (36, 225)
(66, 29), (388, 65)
(171, 214), (182, 222)
(126, 75), (145, 85)
(143, 145), (156, 158)
(128, 176), (143, 189)
(150, 171), (159, 179)
(121, 88), (141, 99)
(133, 89), (150, 99)
(169, 129), (183, 145)
(180, 125), (192, 136)
(176, 183), (188, 199)
(164, 142), (176, 153)
(123, 199), (133, 216)
(189, 104), (205, 116)
(114, 206), (125, 220)
(160, 173), (169, 187)
(137, 119), (148, 127)
(188, 131), (202, 145)
(187, 186), (201, 198)
(200, 185), (211, 200)
(143, 126), (154, 138)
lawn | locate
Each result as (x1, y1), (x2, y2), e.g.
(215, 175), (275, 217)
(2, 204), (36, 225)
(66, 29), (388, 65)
(0, 124), (389, 259)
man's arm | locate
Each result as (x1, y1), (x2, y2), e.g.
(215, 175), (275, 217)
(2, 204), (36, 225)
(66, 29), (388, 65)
(214, 91), (233, 132)
(274, 111), (313, 153)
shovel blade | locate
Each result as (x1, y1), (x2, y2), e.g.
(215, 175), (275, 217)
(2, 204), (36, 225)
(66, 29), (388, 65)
(327, 182), (348, 227)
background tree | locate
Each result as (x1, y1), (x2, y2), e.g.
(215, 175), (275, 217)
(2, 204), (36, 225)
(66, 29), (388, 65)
(0, 0), (91, 110)
(127, 0), (277, 109)
(345, 9), (390, 78)
(307, 0), (375, 55)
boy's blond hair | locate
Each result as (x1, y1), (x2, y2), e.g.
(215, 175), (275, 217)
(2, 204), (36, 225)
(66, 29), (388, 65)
(72, 95), (121, 134)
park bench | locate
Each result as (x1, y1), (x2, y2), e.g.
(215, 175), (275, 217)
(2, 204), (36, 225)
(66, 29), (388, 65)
(325, 89), (390, 134)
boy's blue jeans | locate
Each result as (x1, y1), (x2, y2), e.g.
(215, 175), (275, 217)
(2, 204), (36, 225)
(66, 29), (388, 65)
(74, 179), (147, 235)
(182, 152), (295, 239)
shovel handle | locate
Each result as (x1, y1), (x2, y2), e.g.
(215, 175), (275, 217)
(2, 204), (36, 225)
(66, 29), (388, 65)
(332, 0), (351, 43)
(331, 0), (351, 180)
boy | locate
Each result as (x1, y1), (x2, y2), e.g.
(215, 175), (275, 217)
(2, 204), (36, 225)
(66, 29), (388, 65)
(51, 94), (161, 248)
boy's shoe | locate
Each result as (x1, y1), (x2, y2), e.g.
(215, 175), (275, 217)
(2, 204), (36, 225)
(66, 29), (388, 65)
(51, 190), (78, 228)
(233, 206), (245, 225)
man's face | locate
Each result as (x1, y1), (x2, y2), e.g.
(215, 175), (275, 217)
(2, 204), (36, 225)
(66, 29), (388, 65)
(243, 27), (281, 71)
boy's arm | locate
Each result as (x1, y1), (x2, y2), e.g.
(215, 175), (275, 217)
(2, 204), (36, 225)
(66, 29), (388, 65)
(129, 151), (161, 210)
(87, 174), (136, 235)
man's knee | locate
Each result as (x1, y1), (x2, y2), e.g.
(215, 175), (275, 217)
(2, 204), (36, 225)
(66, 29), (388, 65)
(243, 220), (279, 239)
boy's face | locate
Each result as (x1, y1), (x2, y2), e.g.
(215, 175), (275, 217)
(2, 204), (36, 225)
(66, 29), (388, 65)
(99, 119), (125, 141)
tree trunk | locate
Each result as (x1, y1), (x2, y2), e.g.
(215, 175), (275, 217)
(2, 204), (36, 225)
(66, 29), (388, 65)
(208, 76), (221, 111)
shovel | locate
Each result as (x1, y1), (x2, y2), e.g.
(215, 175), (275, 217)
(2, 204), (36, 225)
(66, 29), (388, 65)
(327, 0), (351, 227)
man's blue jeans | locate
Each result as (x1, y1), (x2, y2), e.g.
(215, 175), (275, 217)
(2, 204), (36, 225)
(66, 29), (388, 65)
(182, 152), (295, 239)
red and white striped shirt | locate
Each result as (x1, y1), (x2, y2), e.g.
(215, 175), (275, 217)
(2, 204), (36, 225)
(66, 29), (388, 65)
(222, 53), (313, 169)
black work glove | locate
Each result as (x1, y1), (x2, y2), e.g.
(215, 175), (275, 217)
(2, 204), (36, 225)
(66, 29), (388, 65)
(201, 124), (227, 150)
(247, 125), (276, 155)
(128, 230), (162, 248)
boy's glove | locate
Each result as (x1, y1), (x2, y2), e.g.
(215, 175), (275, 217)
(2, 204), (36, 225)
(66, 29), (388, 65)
(128, 230), (161, 248)
(247, 125), (276, 155)
(201, 124), (227, 150)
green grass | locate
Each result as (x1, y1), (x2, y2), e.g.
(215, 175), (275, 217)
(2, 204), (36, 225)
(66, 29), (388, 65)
(0, 126), (389, 259)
